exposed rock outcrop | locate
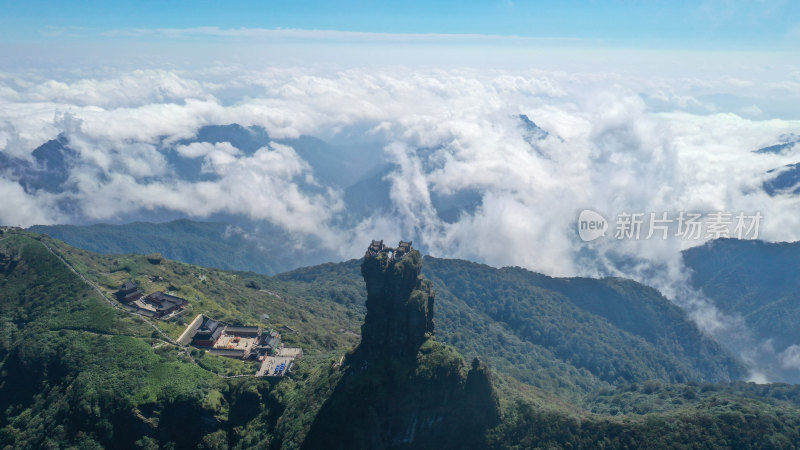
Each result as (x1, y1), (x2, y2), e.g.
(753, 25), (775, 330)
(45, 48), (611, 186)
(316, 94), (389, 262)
(360, 247), (434, 359)
(302, 241), (500, 449)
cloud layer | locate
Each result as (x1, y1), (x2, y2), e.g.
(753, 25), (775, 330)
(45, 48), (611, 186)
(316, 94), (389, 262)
(2, 65), (800, 382)
(2, 66), (800, 258)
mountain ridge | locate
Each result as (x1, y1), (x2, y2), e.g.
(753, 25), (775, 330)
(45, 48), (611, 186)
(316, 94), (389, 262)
(4, 229), (800, 448)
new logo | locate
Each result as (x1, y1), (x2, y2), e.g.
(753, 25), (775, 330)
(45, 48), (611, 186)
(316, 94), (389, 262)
(577, 209), (608, 242)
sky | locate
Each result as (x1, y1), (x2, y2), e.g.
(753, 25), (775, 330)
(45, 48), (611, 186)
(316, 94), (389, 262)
(1, 0), (798, 50)
(2, 0), (800, 380)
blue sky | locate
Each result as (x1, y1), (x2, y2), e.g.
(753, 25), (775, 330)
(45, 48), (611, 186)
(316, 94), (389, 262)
(1, 0), (798, 51)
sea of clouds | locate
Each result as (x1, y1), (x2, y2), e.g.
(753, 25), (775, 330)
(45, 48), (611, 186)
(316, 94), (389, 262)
(2, 65), (799, 264)
(2, 62), (800, 379)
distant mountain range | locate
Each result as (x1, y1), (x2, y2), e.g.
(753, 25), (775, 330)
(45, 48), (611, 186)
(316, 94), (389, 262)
(685, 239), (800, 343)
(754, 134), (800, 155)
(1, 116), (557, 229)
(0, 134), (78, 193)
(764, 162), (800, 196)
(755, 134), (800, 196)
(280, 253), (745, 398)
(29, 219), (337, 275)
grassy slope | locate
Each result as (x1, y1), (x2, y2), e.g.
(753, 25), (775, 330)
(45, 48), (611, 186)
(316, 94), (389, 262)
(0, 232), (223, 448)
(45, 234), (362, 352)
(0, 230), (360, 448)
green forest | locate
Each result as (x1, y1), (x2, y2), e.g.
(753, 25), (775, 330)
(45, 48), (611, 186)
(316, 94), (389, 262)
(2, 229), (800, 448)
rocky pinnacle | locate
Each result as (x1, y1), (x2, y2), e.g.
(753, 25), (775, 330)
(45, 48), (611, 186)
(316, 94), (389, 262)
(360, 240), (435, 358)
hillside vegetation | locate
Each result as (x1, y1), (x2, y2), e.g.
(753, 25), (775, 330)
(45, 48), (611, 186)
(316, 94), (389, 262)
(3, 229), (800, 448)
(279, 255), (746, 399)
(29, 220), (338, 276)
(684, 238), (800, 351)
(0, 230), (360, 448)
(683, 238), (800, 382)
(0, 231), (239, 448)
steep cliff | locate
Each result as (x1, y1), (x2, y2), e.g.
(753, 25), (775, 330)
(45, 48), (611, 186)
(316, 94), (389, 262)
(359, 247), (435, 359)
(302, 242), (500, 449)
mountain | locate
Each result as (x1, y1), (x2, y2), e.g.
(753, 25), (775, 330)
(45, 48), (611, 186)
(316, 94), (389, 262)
(0, 227), (369, 448)
(302, 245), (500, 449)
(0, 134), (78, 193)
(4, 228), (800, 448)
(753, 135), (800, 155)
(763, 162), (800, 196)
(172, 124), (385, 188)
(28, 218), (747, 395)
(0, 230), (246, 448)
(183, 124), (272, 155)
(280, 255), (746, 399)
(518, 113), (552, 143)
(341, 115), (555, 223)
(425, 258), (745, 387)
(683, 238), (800, 380)
(1, 124), (388, 225)
(4, 119), (556, 227)
(275, 240), (800, 448)
(29, 219), (339, 275)
(755, 134), (800, 196)
(189, 119), (552, 224)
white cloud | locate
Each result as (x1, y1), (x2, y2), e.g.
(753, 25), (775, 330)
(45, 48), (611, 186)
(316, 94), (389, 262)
(1, 66), (800, 271)
(10, 70), (216, 108)
(779, 345), (800, 370)
(0, 178), (61, 226)
(176, 141), (224, 159)
(3, 63), (800, 379)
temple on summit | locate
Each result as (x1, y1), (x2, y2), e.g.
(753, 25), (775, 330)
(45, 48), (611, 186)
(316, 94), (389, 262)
(366, 239), (414, 260)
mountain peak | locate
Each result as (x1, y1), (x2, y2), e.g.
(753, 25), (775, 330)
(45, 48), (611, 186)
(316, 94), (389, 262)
(360, 240), (435, 358)
(302, 240), (499, 449)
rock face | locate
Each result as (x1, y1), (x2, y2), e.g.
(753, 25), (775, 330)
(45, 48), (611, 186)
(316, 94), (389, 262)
(360, 245), (434, 359)
(302, 241), (500, 449)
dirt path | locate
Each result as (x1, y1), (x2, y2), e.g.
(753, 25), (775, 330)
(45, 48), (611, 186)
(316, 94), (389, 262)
(38, 238), (257, 380)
